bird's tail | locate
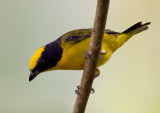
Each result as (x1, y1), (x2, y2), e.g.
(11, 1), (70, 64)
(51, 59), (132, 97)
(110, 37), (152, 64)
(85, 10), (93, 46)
(123, 22), (151, 34)
(113, 22), (151, 52)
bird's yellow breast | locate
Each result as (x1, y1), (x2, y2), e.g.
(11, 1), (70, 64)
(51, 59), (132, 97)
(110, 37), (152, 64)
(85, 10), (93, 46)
(49, 35), (113, 70)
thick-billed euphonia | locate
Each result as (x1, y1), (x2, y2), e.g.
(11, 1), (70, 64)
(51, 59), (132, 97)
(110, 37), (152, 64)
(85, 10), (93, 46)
(29, 22), (150, 81)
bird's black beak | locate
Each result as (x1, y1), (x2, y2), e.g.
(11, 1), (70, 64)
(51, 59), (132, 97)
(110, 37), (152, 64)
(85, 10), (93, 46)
(29, 70), (40, 82)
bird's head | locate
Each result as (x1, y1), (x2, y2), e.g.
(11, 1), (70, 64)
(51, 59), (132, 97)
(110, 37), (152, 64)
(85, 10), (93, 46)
(29, 41), (63, 82)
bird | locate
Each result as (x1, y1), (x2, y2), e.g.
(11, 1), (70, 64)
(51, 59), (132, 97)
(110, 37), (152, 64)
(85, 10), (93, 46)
(29, 22), (150, 83)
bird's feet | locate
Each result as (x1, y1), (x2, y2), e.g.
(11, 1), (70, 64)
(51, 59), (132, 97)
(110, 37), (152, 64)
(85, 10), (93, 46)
(85, 50), (107, 59)
(75, 85), (81, 96)
(75, 85), (95, 96)
(84, 50), (91, 59)
(75, 69), (100, 95)
(91, 88), (95, 93)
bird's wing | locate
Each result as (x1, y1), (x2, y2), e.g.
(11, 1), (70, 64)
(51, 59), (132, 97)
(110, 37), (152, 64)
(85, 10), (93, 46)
(60, 29), (120, 43)
(61, 29), (92, 42)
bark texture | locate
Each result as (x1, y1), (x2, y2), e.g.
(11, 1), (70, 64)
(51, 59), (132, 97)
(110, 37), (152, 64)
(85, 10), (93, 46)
(72, 0), (110, 113)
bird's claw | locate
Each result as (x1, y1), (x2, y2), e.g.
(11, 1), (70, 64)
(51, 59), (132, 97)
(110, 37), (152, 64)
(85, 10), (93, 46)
(94, 72), (100, 79)
(84, 50), (91, 59)
(85, 50), (107, 59)
(91, 88), (95, 93)
(75, 85), (81, 96)
(75, 85), (95, 95)
(75, 69), (100, 95)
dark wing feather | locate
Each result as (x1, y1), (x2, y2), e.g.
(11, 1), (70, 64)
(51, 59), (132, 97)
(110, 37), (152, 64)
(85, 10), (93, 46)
(61, 29), (119, 43)
(63, 29), (92, 42)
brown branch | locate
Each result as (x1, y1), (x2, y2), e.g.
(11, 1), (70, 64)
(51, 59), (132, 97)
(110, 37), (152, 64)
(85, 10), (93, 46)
(72, 0), (110, 113)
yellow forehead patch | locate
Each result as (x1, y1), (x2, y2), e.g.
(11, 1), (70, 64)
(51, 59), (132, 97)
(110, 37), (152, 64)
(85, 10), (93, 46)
(30, 46), (45, 71)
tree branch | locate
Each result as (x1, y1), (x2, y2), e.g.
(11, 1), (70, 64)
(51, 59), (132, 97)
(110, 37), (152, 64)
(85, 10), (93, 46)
(72, 0), (110, 113)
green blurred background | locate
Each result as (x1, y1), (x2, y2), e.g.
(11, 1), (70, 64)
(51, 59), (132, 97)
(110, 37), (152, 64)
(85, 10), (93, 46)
(0, 0), (160, 113)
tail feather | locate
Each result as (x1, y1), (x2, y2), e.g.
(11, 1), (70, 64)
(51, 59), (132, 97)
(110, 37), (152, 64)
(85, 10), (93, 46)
(123, 22), (151, 34)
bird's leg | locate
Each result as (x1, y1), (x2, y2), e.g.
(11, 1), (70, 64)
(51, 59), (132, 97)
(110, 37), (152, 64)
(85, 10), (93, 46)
(76, 51), (102, 95)
(85, 49), (107, 59)
(90, 68), (100, 94)
(99, 49), (107, 59)
(75, 69), (100, 95)
(75, 85), (95, 95)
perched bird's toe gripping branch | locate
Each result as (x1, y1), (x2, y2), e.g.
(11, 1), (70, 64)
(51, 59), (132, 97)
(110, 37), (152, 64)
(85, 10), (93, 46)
(75, 85), (95, 96)
(91, 88), (95, 93)
(75, 68), (100, 95)
(85, 49), (107, 59)
(84, 50), (91, 59)
(75, 86), (81, 96)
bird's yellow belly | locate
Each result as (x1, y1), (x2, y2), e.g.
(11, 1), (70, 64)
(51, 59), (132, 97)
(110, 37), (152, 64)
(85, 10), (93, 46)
(50, 38), (112, 70)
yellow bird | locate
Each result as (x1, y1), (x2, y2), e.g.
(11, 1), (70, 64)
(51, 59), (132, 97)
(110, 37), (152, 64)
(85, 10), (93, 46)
(29, 22), (150, 82)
